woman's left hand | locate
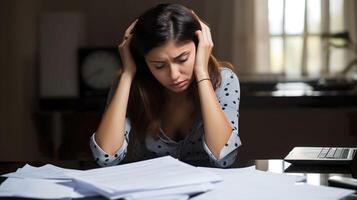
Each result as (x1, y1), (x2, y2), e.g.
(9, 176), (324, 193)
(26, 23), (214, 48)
(192, 11), (214, 81)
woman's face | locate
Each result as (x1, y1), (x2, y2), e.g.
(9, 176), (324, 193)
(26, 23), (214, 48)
(145, 40), (196, 93)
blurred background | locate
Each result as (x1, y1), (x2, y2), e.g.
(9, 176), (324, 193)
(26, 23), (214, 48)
(0, 0), (356, 162)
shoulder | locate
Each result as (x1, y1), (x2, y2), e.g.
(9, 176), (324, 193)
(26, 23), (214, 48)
(215, 67), (240, 93)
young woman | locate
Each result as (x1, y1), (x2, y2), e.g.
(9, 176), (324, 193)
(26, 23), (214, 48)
(90, 3), (241, 168)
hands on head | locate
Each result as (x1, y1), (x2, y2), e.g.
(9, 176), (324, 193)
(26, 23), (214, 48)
(191, 10), (214, 80)
(118, 19), (138, 77)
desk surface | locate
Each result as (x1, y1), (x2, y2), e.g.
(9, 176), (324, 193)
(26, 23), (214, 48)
(0, 159), (356, 199)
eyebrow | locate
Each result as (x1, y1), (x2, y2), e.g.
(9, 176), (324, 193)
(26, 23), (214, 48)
(149, 51), (190, 63)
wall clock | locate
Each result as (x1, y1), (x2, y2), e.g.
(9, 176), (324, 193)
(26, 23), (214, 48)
(78, 48), (120, 97)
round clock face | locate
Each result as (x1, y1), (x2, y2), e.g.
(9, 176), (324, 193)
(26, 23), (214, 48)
(81, 51), (119, 90)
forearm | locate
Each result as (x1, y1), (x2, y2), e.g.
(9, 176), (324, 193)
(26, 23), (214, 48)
(95, 72), (134, 155)
(196, 73), (232, 159)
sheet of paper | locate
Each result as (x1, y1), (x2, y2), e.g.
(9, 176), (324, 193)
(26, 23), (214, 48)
(0, 178), (74, 199)
(0, 177), (98, 199)
(198, 166), (256, 174)
(191, 168), (354, 200)
(17, 164), (38, 172)
(65, 156), (222, 199)
(127, 194), (189, 200)
(1, 157), (353, 200)
(115, 182), (213, 200)
(199, 166), (305, 183)
(59, 180), (100, 198)
(2, 164), (81, 180)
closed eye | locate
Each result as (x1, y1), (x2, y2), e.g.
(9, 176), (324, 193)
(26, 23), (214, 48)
(177, 58), (188, 63)
(154, 63), (165, 69)
(150, 51), (190, 69)
(176, 54), (189, 63)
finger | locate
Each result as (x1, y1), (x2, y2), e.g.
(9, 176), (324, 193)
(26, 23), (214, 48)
(125, 19), (138, 35)
(123, 29), (134, 41)
(126, 34), (133, 42)
(128, 19), (138, 33)
(197, 19), (212, 47)
(119, 34), (133, 47)
(200, 25), (210, 45)
(124, 34), (131, 40)
(205, 25), (213, 46)
(202, 25), (209, 44)
(122, 33), (131, 41)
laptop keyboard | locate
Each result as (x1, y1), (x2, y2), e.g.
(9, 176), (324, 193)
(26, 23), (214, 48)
(318, 148), (349, 159)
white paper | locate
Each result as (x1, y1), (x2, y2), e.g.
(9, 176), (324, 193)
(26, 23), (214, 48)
(118, 182), (213, 200)
(0, 177), (98, 199)
(59, 180), (99, 198)
(0, 157), (353, 200)
(198, 166), (256, 174)
(191, 168), (354, 200)
(65, 156), (222, 199)
(129, 194), (189, 200)
(0, 178), (74, 199)
(2, 164), (81, 180)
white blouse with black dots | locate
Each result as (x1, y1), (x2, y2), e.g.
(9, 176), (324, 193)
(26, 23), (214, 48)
(90, 67), (242, 168)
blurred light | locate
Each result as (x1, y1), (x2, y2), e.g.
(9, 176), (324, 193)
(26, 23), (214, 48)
(268, 0), (284, 35)
(306, 174), (321, 186)
(268, 160), (285, 173)
(285, 0), (305, 34)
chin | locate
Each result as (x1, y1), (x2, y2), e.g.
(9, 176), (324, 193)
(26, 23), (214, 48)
(168, 82), (190, 93)
(170, 86), (188, 93)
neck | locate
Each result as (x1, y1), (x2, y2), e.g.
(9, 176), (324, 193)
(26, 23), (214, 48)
(165, 89), (190, 103)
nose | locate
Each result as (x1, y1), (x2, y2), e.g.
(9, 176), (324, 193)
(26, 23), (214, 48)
(169, 64), (180, 81)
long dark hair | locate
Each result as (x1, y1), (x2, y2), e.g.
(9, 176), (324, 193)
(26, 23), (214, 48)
(123, 3), (232, 161)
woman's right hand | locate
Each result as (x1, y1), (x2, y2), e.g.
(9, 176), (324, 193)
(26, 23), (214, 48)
(118, 19), (138, 77)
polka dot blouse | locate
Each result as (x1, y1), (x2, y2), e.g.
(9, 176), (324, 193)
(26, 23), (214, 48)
(90, 67), (242, 168)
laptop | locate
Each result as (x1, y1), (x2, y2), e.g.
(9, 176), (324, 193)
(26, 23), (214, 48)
(284, 147), (357, 165)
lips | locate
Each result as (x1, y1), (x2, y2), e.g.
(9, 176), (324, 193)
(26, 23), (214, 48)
(171, 80), (187, 88)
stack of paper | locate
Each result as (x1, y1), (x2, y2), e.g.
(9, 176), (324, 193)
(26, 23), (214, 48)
(64, 156), (221, 199)
(0, 164), (97, 199)
(0, 156), (221, 199)
(192, 167), (355, 200)
(0, 156), (355, 200)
